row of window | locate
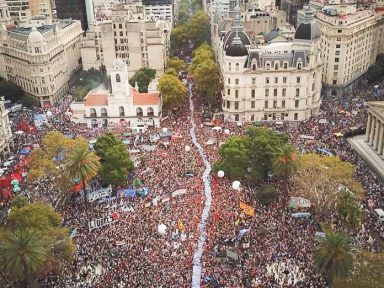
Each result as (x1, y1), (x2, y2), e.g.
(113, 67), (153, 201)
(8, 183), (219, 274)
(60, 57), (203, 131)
(223, 100), (301, 109)
(226, 88), (301, 97)
(230, 112), (300, 122)
(89, 107), (155, 117)
(228, 61), (303, 71)
(227, 76), (302, 85)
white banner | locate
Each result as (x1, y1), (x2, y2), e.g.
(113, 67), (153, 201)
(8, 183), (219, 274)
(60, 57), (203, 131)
(87, 185), (112, 202)
(88, 214), (117, 232)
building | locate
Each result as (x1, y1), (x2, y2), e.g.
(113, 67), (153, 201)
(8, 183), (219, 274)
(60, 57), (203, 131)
(5, 0), (31, 23)
(218, 5), (322, 122)
(55, 0), (88, 31)
(28, 0), (52, 17)
(365, 102), (384, 157)
(0, 97), (13, 163)
(0, 0), (11, 26)
(81, 4), (170, 76)
(142, 0), (173, 23)
(280, 0), (308, 27)
(0, 19), (83, 106)
(304, 2), (384, 97)
(70, 58), (162, 130)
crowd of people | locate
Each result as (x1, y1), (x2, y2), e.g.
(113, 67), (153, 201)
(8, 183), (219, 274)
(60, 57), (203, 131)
(0, 76), (383, 287)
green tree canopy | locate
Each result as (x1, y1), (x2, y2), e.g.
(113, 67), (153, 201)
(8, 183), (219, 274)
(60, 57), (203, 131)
(158, 73), (187, 109)
(315, 231), (353, 284)
(170, 25), (189, 55)
(190, 58), (220, 103)
(336, 187), (363, 229)
(165, 68), (179, 77)
(129, 67), (156, 93)
(94, 133), (134, 186)
(167, 57), (186, 73)
(188, 11), (210, 47)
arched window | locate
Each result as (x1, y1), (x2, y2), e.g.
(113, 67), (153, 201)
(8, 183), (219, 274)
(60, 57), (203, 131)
(228, 63), (231, 71)
(298, 63), (302, 69)
(91, 118), (98, 128)
(235, 63), (239, 71)
(102, 119), (108, 128)
(252, 64), (256, 71)
(100, 108), (107, 117)
(136, 107), (143, 117)
(116, 74), (121, 82)
(119, 106), (125, 117)
(147, 107), (154, 117)
(90, 108), (96, 117)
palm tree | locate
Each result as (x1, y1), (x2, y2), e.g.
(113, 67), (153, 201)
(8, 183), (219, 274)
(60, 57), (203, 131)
(66, 146), (100, 205)
(0, 229), (47, 288)
(315, 231), (353, 284)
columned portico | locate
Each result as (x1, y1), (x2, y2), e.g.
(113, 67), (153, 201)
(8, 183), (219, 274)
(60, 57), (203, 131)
(365, 102), (384, 156)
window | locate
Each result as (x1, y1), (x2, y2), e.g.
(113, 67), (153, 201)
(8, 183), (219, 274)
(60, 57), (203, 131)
(298, 63), (302, 69)
(296, 77), (300, 83)
(229, 63), (231, 71)
(265, 89), (269, 97)
(227, 89), (230, 96)
(251, 89), (255, 98)
(264, 114), (268, 120)
(294, 113), (298, 120)
(283, 77), (287, 84)
(335, 58), (339, 62)
(295, 100), (299, 108)
(251, 101), (255, 108)
(251, 114), (255, 121)
(282, 88), (286, 97)
(334, 65), (338, 70)
(235, 63), (239, 71)
(228, 78), (230, 84)
(119, 23), (122, 29)
(266, 63), (271, 70)
(90, 108), (97, 117)
(337, 37), (341, 41)
(119, 106), (125, 117)
(147, 107), (154, 117)
(333, 80), (337, 84)
(116, 74), (121, 82)
(273, 100), (277, 108)
(282, 100), (285, 108)
(235, 114), (239, 121)
(235, 102), (239, 109)
(275, 64), (279, 70)
(251, 78), (256, 85)
(136, 107), (143, 117)
(283, 63), (288, 69)
(274, 89), (277, 97)
(266, 77), (270, 84)
(265, 101), (268, 108)
(226, 101), (230, 109)
(235, 90), (239, 98)
(296, 88), (300, 97)
(101, 108), (108, 117)
(235, 79), (239, 85)
(337, 29), (342, 33)
(336, 44), (341, 48)
(252, 64), (256, 71)
(335, 51), (340, 55)
(274, 77), (278, 83)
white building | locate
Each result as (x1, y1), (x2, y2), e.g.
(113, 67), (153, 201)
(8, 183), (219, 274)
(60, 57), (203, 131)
(142, 0), (173, 23)
(70, 58), (162, 130)
(5, 0), (31, 23)
(0, 19), (83, 106)
(0, 97), (13, 163)
(81, 4), (170, 76)
(303, 2), (384, 97)
(218, 5), (322, 122)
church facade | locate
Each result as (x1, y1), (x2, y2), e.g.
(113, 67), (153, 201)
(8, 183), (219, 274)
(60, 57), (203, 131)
(70, 58), (162, 130)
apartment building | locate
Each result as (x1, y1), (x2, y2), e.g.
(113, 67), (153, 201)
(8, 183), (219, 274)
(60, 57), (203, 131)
(0, 97), (13, 163)
(0, 19), (83, 106)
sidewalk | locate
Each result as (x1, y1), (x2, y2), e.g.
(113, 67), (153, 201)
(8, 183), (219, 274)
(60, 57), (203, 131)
(348, 135), (384, 178)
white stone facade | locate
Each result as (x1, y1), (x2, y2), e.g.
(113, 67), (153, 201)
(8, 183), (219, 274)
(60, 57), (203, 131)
(0, 98), (13, 163)
(0, 19), (83, 106)
(218, 6), (322, 123)
(70, 58), (162, 130)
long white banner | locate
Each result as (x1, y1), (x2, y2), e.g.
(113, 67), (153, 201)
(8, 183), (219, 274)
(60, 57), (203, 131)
(88, 214), (117, 232)
(87, 185), (112, 202)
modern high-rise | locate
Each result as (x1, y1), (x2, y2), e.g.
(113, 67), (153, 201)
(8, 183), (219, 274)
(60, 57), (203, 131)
(305, 2), (384, 97)
(0, 19), (83, 106)
(55, 0), (88, 30)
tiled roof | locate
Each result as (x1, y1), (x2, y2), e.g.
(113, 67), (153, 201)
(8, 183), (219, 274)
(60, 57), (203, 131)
(131, 89), (160, 105)
(84, 94), (108, 106)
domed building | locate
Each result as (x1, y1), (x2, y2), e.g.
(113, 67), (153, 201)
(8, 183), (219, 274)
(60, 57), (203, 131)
(218, 4), (323, 122)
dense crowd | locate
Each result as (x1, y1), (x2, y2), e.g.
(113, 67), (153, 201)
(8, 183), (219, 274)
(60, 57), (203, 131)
(0, 78), (383, 287)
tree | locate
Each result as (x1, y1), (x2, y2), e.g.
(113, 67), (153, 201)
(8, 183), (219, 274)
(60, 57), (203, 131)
(187, 11), (210, 47)
(333, 252), (384, 288)
(158, 73), (187, 109)
(213, 136), (249, 179)
(165, 68), (179, 77)
(94, 133), (133, 186)
(246, 127), (288, 183)
(0, 229), (47, 287)
(74, 86), (89, 101)
(5, 203), (76, 279)
(170, 25), (189, 55)
(336, 188), (363, 229)
(167, 57), (186, 73)
(129, 67), (156, 93)
(255, 184), (277, 205)
(189, 44), (215, 75)
(66, 146), (100, 203)
(191, 59), (220, 103)
(11, 195), (29, 209)
(273, 144), (298, 180)
(293, 154), (362, 219)
(315, 231), (353, 284)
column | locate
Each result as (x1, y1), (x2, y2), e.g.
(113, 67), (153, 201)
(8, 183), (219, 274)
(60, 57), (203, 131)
(365, 113), (372, 142)
(369, 116), (376, 146)
(377, 123), (384, 156)
(373, 118), (380, 151)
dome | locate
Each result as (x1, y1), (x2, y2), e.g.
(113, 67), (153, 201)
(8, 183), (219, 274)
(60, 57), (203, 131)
(27, 27), (44, 44)
(223, 30), (250, 48)
(225, 37), (248, 57)
(294, 22), (321, 41)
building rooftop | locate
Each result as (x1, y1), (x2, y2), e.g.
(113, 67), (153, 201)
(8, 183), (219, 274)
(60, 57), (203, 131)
(132, 89), (160, 105)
